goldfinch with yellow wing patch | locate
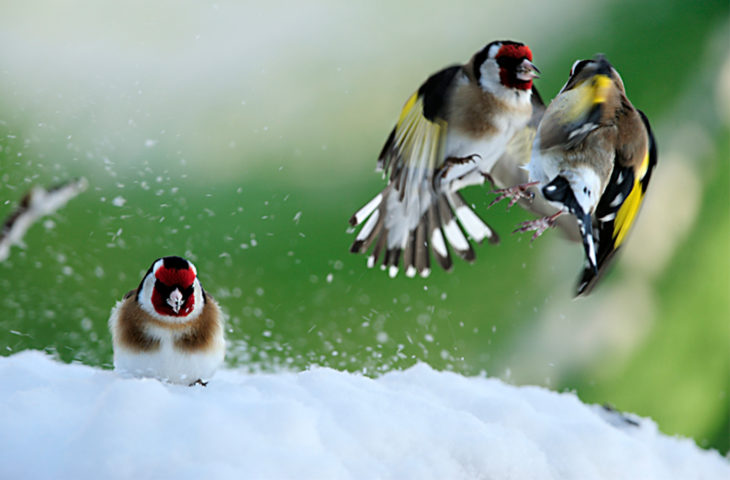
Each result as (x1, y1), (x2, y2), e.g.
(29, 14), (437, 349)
(518, 55), (657, 296)
(349, 40), (542, 278)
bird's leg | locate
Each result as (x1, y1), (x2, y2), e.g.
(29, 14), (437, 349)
(189, 379), (208, 387)
(513, 210), (564, 242)
(488, 181), (539, 210)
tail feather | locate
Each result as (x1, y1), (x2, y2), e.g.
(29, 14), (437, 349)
(437, 194), (474, 262)
(427, 201), (453, 272)
(350, 185), (497, 277)
(446, 191), (499, 245)
(414, 220), (430, 277)
(370, 225), (387, 269)
(575, 245), (621, 296)
(349, 192), (383, 227)
(403, 230), (416, 278)
(350, 208), (382, 254)
(384, 248), (402, 278)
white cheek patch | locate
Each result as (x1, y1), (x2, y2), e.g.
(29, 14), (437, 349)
(487, 43), (501, 58)
(479, 59), (501, 92)
(151, 258), (165, 276)
(138, 273), (158, 317)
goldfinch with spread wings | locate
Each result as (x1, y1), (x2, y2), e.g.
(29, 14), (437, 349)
(349, 40), (542, 278)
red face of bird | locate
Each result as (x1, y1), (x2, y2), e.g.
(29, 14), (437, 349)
(138, 256), (201, 319)
(474, 40), (540, 92)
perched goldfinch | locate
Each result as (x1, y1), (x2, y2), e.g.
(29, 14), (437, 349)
(518, 55), (657, 296)
(108, 256), (225, 385)
(349, 40), (542, 278)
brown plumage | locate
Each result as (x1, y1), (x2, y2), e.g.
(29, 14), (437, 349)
(108, 256), (225, 384)
(349, 40), (543, 278)
(520, 55), (657, 295)
(113, 288), (222, 353)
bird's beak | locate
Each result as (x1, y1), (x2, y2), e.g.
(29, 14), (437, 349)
(167, 288), (184, 314)
(516, 59), (540, 82)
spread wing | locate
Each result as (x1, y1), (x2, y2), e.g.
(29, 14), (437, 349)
(377, 66), (460, 197)
(350, 66), (497, 276)
(576, 110), (657, 296)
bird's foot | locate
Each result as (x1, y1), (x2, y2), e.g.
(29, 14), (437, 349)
(190, 379), (208, 387)
(435, 154), (482, 184)
(488, 182), (539, 209)
(513, 211), (563, 242)
(445, 153), (481, 166)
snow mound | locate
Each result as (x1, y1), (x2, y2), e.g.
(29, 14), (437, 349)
(0, 351), (727, 480)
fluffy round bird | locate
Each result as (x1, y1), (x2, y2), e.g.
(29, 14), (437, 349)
(108, 256), (225, 385)
(518, 55), (657, 296)
(349, 40), (543, 278)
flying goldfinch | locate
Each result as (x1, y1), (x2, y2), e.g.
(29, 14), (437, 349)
(517, 55), (657, 295)
(109, 256), (225, 385)
(349, 40), (543, 278)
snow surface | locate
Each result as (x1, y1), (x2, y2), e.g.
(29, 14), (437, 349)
(0, 351), (727, 480)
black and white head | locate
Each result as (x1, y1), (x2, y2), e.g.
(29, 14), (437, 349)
(136, 256), (205, 322)
(472, 40), (539, 95)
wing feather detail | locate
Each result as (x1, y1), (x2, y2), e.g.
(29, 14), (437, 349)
(576, 110), (657, 296)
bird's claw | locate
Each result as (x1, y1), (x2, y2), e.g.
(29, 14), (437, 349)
(488, 182), (539, 210)
(436, 154), (481, 181)
(513, 211), (563, 242)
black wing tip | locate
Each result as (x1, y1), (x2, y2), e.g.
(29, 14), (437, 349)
(378, 127), (397, 166)
(573, 258), (605, 297)
(348, 214), (358, 227)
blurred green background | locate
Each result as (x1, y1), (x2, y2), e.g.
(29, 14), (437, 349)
(1, 0), (728, 453)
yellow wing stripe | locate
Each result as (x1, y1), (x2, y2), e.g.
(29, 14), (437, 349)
(613, 150), (650, 247)
(397, 92), (419, 128)
(393, 94), (445, 171)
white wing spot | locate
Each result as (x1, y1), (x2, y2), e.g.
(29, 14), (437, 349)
(431, 229), (448, 258)
(609, 193), (624, 208)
